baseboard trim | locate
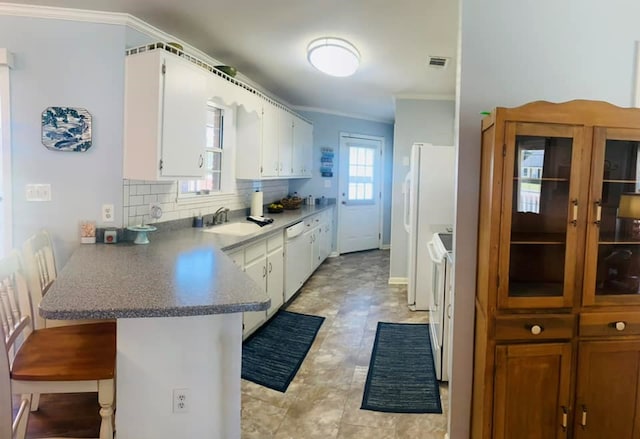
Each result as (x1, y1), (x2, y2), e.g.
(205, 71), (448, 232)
(328, 251), (340, 258)
(388, 277), (408, 285)
(379, 244), (390, 250)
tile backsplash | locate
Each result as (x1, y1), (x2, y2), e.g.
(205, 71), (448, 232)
(123, 179), (290, 227)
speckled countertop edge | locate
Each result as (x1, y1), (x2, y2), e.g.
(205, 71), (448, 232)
(40, 205), (334, 320)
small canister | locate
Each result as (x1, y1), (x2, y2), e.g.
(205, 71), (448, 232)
(307, 195), (314, 206)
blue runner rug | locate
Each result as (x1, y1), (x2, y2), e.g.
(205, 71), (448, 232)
(361, 322), (442, 413)
(241, 310), (325, 392)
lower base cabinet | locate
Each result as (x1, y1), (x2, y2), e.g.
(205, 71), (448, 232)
(574, 341), (640, 439)
(490, 340), (640, 439)
(493, 343), (571, 439)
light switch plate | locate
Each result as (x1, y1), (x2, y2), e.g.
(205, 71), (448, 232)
(25, 184), (51, 201)
(324, 179), (331, 188)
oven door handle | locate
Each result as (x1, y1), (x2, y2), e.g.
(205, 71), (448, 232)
(427, 240), (444, 263)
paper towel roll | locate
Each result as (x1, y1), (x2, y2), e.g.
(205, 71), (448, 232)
(251, 191), (263, 217)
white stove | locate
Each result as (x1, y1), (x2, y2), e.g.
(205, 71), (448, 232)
(427, 231), (453, 382)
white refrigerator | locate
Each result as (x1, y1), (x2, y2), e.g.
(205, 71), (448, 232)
(403, 143), (456, 310)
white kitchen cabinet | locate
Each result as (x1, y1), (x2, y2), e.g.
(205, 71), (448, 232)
(236, 103), (312, 180)
(242, 240), (268, 338)
(124, 49), (208, 180)
(260, 102), (280, 177)
(266, 236), (284, 317)
(292, 116), (313, 177)
(319, 215), (332, 262)
(230, 232), (285, 339)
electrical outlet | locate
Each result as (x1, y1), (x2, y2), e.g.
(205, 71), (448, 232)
(149, 202), (163, 220)
(172, 388), (189, 413)
(102, 204), (115, 222)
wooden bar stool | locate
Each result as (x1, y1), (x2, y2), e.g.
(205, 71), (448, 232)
(0, 250), (115, 439)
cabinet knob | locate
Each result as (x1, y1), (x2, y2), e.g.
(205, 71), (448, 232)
(530, 324), (543, 335)
(615, 321), (626, 331)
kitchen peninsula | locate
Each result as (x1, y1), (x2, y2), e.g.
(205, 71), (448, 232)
(39, 205), (333, 439)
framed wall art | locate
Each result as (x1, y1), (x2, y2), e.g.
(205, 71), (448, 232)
(41, 106), (92, 152)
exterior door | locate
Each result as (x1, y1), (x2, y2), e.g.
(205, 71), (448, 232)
(338, 134), (382, 254)
(493, 343), (572, 439)
(575, 340), (640, 438)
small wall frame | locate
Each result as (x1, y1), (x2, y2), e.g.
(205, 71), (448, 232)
(41, 106), (92, 152)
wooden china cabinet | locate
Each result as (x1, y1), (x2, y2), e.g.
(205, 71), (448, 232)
(473, 100), (640, 439)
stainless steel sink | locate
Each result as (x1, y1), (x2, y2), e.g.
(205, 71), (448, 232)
(201, 222), (262, 236)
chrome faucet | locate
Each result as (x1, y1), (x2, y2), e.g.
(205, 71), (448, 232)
(210, 207), (230, 225)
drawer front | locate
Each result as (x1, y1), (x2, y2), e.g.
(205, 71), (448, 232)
(494, 314), (575, 341)
(267, 232), (284, 252)
(244, 240), (266, 264)
(580, 312), (640, 337)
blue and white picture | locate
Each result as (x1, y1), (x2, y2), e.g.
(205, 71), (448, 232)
(41, 107), (92, 152)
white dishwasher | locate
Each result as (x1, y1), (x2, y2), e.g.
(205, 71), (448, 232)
(284, 221), (309, 301)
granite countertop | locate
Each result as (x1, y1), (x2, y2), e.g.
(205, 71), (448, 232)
(39, 205), (334, 320)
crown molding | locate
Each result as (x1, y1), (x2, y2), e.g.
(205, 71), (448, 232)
(0, 2), (130, 25)
(394, 93), (456, 101)
(0, 2), (225, 66)
(292, 105), (394, 124)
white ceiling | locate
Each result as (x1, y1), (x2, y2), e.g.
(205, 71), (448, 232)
(5, 0), (459, 122)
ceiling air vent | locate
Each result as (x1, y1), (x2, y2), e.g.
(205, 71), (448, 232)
(427, 56), (449, 69)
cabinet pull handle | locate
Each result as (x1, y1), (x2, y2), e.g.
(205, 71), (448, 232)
(594, 199), (602, 226)
(262, 265), (267, 278)
(571, 199), (578, 226)
(611, 321), (627, 331)
(561, 406), (568, 431)
(527, 324), (544, 335)
(198, 154), (204, 168)
(268, 261), (273, 274)
(580, 405), (587, 428)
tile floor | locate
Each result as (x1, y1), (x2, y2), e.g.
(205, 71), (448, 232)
(241, 249), (448, 439)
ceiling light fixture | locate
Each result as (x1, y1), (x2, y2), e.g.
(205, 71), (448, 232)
(307, 37), (360, 77)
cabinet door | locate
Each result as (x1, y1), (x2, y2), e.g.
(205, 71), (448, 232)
(493, 343), (572, 439)
(293, 117), (313, 176)
(160, 54), (207, 177)
(266, 247), (284, 317)
(584, 128), (640, 306)
(243, 255), (267, 337)
(575, 340), (640, 439)
(261, 103), (279, 177)
(320, 221), (331, 262)
(278, 109), (293, 176)
(498, 122), (585, 309)
(312, 227), (321, 270)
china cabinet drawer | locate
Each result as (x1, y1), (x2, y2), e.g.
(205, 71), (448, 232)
(580, 312), (640, 337)
(494, 314), (575, 341)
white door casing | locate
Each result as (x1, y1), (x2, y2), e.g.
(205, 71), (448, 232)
(337, 133), (384, 254)
(0, 49), (13, 258)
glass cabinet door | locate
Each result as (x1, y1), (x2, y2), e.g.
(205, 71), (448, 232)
(584, 128), (640, 306)
(498, 122), (584, 309)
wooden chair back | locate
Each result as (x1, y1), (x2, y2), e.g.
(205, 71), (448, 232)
(0, 251), (33, 439)
(22, 231), (56, 329)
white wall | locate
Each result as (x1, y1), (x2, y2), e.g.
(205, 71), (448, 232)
(389, 99), (455, 280)
(0, 16), (126, 265)
(452, 1), (640, 437)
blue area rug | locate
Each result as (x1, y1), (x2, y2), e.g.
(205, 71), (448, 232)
(241, 310), (325, 392)
(361, 322), (442, 413)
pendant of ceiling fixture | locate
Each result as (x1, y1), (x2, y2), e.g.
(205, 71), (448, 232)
(307, 37), (360, 77)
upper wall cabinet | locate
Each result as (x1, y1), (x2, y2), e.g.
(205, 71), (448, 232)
(236, 102), (313, 180)
(124, 49), (208, 180)
(292, 116), (313, 177)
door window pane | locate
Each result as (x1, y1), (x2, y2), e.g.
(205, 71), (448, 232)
(347, 146), (374, 202)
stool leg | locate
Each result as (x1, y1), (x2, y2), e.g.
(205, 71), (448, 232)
(98, 379), (115, 439)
